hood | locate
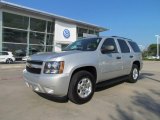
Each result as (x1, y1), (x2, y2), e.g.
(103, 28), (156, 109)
(29, 51), (84, 61)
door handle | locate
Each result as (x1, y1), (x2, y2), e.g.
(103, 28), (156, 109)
(116, 56), (121, 59)
(130, 56), (133, 58)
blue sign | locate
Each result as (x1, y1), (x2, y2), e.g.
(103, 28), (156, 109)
(63, 29), (70, 39)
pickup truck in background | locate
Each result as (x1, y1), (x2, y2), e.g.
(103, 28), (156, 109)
(23, 36), (143, 104)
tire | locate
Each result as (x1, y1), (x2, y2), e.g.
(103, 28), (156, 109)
(128, 64), (139, 83)
(68, 70), (96, 104)
(6, 58), (13, 64)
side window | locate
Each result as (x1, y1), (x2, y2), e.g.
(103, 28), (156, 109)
(2, 52), (8, 55)
(128, 41), (141, 52)
(117, 39), (130, 53)
(0, 52), (2, 55)
(101, 38), (118, 53)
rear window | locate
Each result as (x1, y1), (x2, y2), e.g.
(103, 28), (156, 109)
(128, 41), (141, 52)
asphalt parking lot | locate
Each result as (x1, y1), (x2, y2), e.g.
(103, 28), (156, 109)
(0, 61), (160, 120)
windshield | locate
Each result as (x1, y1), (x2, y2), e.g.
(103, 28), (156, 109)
(63, 37), (102, 51)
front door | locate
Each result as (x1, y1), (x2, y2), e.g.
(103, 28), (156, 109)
(99, 38), (123, 82)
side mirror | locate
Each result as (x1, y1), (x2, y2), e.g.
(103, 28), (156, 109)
(101, 45), (115, 54)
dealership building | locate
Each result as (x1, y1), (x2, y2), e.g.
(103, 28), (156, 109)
(0, 1), (106, 58)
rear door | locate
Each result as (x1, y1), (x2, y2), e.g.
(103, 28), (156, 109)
(117, 39), (133, 75)
(99, 38), (123, 82)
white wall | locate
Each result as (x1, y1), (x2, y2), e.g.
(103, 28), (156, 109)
(54, 20), (76, 52)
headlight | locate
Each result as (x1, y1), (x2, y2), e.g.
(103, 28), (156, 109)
(44, 61), (64, 74)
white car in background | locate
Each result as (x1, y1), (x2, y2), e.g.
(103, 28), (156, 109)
(0, 51), (15, 64)
(22, 56), (30, 61)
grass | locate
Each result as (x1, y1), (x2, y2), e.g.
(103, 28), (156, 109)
(143, 58), (160, 61)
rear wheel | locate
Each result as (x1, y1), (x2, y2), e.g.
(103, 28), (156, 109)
(68, 71), (95, 104)
(6, 58), (13, 64)
(128, 64), (139, 83)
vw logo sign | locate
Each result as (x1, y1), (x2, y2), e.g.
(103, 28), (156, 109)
(63, 29), (70, 39)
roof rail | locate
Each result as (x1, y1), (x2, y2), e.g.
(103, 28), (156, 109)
(111, 36), (132, 41)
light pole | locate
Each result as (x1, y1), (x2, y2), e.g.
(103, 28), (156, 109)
(155, 35), (160, 59)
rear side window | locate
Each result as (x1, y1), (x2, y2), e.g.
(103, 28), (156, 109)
(117, 39), (130, 53)
(2, 52), (8, 55)
(128, 41), (141, 52)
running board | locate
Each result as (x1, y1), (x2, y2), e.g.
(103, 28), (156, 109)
(96, 75), (129, 91)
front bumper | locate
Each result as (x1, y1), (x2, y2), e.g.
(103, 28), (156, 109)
(23, 69), (70, 97)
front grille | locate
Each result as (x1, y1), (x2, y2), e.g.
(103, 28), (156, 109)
(26, 60), (43, 74)
(27, 60), (43, 65)
(26, 66), (41, 74)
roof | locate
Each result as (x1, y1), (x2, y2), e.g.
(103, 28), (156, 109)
(0, 0), (107, 32)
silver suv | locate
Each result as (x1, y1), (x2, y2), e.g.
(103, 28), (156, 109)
(23, 36), (143, 104)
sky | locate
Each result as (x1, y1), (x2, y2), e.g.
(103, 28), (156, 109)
(3, 0), (160, 49)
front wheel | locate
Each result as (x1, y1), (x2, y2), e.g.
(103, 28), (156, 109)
(6, 58), (13, 64)
(128, 64), (139, 83)
(68, 71), (95, 104)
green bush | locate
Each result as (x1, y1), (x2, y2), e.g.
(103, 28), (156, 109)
(143, 58), (160, 61)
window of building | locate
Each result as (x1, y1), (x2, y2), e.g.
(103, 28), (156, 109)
(77, 27), (88, 38)
(89, 30), (94, 34)
(117, 39), (130, 53)
(3, 28), (27, 43)
(29, 32), (45, 45)
(61, 44), (69, 50)
(46, 34), (54, 45)
(3, 12), (29, 30)
(101, 38), (118, 53)
(30, 18), (46, 32)
(78, 27), (88, 33)
(128, 41), (141, 52)
(95, 31), (99, 36)
(2, 12), (55, 57)
(29, 45), (44, 55)
(47, 21), (55, 33)
(46, 46), (53, 52)
(3, 43), (27, 57)
(77, 27), (99, 38)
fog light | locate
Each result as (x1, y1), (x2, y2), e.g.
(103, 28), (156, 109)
(44, 87), (54, 94)
(34, 86), (40, 92)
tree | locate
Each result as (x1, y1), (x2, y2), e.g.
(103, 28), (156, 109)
(147, 44), (160, 56)
(142, 50), (148, 58)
